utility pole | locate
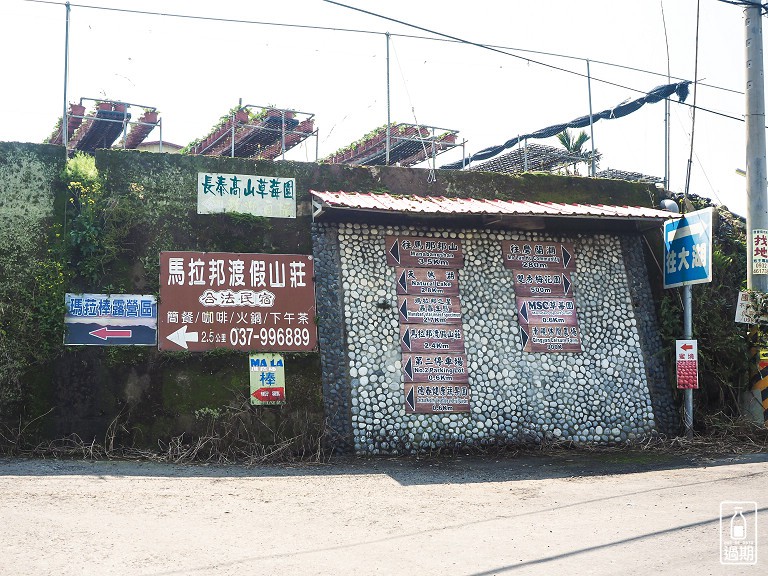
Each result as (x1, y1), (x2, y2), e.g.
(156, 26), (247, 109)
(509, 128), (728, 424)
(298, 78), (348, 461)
(745, 4), (768, 293)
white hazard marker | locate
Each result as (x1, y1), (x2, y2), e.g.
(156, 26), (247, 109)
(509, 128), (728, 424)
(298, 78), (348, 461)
(166, 325), (199, 349)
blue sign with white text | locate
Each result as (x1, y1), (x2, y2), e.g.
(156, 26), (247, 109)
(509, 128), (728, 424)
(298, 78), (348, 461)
(663, 207), (713, 289)
(64, 293), (157, 345)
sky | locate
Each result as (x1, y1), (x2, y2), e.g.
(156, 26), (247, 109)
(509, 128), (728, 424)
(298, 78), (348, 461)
(0, 0), (756, 216)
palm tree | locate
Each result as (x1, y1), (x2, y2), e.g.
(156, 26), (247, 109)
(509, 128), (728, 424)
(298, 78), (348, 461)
(556, 129), (596, 175)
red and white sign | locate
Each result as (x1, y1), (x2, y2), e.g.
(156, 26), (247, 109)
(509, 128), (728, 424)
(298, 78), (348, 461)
(676, 339), (699, 389)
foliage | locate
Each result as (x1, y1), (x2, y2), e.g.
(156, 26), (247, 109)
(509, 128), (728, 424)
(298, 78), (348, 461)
(64, 153), (147, 288)
(555, 129), (598, 175)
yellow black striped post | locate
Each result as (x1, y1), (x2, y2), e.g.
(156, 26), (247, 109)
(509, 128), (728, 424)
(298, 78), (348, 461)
(749, 327), (768, 427)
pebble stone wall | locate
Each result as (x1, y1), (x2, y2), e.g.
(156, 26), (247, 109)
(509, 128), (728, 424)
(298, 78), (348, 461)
(314, 222), (674, 455)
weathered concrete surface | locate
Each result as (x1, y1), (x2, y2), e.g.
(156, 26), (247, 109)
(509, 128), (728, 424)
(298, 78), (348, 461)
(0, 451), (766, 575)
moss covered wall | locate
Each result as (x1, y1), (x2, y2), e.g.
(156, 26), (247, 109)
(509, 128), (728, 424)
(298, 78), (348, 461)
(0, 144), (658, 452)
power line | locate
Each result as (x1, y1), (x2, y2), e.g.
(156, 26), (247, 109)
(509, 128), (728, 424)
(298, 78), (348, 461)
(20, 0), (749, 125)
(23, 0), (743, 97)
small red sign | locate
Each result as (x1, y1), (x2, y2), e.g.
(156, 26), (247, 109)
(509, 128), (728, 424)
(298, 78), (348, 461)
(676, 339), (699, 389)
(251, 387), (286, 402)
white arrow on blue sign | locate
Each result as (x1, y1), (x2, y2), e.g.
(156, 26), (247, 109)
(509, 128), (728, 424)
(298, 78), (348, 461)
(663, 207), (713, 289)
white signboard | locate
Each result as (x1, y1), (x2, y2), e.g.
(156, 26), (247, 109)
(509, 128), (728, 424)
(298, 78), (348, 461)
(752, 228), (768, 275)
(735, 291), (768, 324)
(675, 339), (699, 390)
(197, 172), (296, 218)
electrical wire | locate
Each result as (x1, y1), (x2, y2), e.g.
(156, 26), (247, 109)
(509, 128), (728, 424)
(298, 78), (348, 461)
(18, 0), (754, 129)
(684, 0), (702, 208)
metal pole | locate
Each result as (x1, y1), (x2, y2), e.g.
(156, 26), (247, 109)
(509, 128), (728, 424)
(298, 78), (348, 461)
(159, 119), (163, 153)
(683, 283), (694, 437)
(745, 5), (768, 294)
(660, 0), (671, 190)
(62, 2), (71, 148)
(231, 111), (235, 158)
(586, 59), (596, 177)
(386, 32), (391, 165)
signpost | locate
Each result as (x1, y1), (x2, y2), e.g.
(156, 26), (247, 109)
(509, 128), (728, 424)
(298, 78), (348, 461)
(158, 252), (317, 352)
(399, 325), (465, 353)
(64, 293), (157, 346)
(397, 295), (463, 324)
(501, 241), (575, 270)
(386, 236), (463, 268)
(395, 267), (459, 295)
(664, 207), (712, 436)
(402, 353), (468, 383)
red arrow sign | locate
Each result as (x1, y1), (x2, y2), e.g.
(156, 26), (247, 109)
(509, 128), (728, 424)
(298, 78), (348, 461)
(251, 387), (285, 402)
(89, 327), (133, 340)
(681, 343), (694, 351)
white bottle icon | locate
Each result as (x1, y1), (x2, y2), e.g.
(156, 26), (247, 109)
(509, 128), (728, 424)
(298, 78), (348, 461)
(730, 507), (747, 540)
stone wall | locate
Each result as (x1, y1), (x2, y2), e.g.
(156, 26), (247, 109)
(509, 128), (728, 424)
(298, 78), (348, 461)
(316, 222), (672, 455)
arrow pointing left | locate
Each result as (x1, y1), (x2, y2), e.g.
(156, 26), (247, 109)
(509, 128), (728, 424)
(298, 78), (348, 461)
(166, 325), (199, 350)
(89, 327), (133, 340)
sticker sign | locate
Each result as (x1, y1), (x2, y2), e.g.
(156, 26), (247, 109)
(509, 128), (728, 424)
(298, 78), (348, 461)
(397, 295), (463, 324)
(752, 229), (768, 275)
(386, 236), (463, 268)
(520, 324), (582, 353)
(249, 353), (286, 405)
(511, 270), (573, 297)
(517, 297), (579, 326)
(663, 207), (712, 288)
(159, 251), (317, 352)
(197, 172), (296, 218)
(402, 354), (468, 383)
(501, 241), (575, 270)
(405, 383), (470, 414)
(395, 268), (459, 295)
(676, 339), (699, 389)
(734, 291), (767, 324)
(400, 325), (465, 353)
(64, 293), (157, 346)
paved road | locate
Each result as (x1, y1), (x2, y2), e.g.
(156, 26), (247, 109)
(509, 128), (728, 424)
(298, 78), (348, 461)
(0, 451), (766, 575)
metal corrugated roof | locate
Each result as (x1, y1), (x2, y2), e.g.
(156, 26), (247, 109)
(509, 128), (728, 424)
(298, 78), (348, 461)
(311, 191), (678, 221)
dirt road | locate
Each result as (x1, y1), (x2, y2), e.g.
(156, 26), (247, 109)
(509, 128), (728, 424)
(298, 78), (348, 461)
(1, 451), (766, 575)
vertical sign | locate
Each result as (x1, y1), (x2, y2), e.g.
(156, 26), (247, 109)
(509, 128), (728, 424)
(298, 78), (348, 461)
(249, 353), (286, 405)
(752, 229), (768, 275)
(663, 207), (713, 288)
(386, 235), (469, 414)
(676, 339), (699, 389)
(159, 252), (317, 351)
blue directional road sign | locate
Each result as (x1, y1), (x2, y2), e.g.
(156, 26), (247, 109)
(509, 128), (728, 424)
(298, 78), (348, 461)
(663, 207), (713, 289)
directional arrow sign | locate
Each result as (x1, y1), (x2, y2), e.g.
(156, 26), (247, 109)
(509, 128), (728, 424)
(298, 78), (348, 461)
(405, 386), (416, 412)
(166, 325), (199, 350)
(251, 387), (285, 403)
(89, 327), (133, 340)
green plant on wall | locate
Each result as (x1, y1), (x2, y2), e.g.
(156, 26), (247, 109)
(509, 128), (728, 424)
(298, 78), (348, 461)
(64, 152), (146, 288)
